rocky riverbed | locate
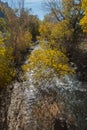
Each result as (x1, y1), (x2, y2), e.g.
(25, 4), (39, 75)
(0, 45), (87, 130)
(0, 72), (87, 130)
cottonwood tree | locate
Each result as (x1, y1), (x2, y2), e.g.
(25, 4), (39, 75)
(44, 0), (83, 50)
(0, 0), (33, 66)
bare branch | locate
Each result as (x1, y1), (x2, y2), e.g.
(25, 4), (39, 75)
(44, 0), (64, 22)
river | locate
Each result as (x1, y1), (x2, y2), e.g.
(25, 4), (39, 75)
(7, 46), (87, 130)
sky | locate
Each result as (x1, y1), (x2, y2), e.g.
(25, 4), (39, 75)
(1, 0), (47, 20)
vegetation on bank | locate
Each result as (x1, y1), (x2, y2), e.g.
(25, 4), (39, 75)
(22, 44), (74, 79)
(0, 35), (15, 86)
(0, 0), (87, 87)
(0, 1), (39, 87)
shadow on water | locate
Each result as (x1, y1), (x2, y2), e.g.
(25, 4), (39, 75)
(54, 119), (68, 130)
(36, 119), (68, 130)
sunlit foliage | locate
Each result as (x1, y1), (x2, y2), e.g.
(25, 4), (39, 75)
(22, 44), (74, 79)
(0, 35), (15, 87)
(80, 0), (87, 32)
(39, 22), (54, 40)
(24, 31), (32, 47)
(44, 0), (83, 49)
(51, 20), (73, 47)
(39, 20), (73, 52)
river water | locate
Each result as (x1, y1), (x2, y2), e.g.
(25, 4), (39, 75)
(7, 47), (87, 130)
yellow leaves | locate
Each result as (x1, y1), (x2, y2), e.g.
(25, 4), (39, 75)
(0, 47), (5, 56)
(39, 22), (54, 40)
(82, 0), (87, 9)
(39, 20), (73, 51)
(24, 31), (32, 45)
(80, 16), (87, 33)
(0, 36), (15, 87)
(0, 36), (6, 56)
(51, 20), (72, 41)
(22, 44), (74, 79)
(80, 0), (87, 32)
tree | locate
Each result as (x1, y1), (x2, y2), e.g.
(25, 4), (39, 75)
(44, 0), (63, 22)
(0, 1), (33, 86)
(44, 12), (59, 23)
(0, 2), (33, 66)
(39, 22), (54, 41)
(44, 0), (83, 48)
(27, 15), (40, 41)
(80, 0), (87, 32)
(0, 18), (7, 32)
(0, 33), (15, 87)
(39, 19), (73, 53)
(50, 20), (73, 50)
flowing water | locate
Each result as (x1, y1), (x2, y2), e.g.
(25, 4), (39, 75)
(7, 47), (87, 130)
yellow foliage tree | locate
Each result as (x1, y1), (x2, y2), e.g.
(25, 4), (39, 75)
(24, 31), (32, 47)
(51, 20), (72, 41)
(39, 20), (73, 52)
(80, 0), (87, 32)
(39, 22), (54, 41)
(50, 20), (73, 50)
(0, 35), (15, 87)
(22, 44), (74, 79)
